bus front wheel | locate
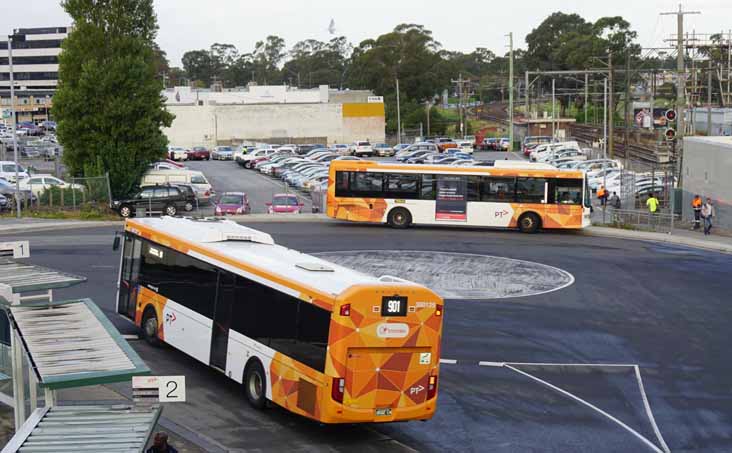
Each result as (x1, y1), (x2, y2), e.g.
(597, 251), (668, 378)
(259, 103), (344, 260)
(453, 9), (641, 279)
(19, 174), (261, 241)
(388, 208), (412, 229)
(518, 212), (541, 234)
(140, 307), (161, 347)
(244, 359), (267, 410)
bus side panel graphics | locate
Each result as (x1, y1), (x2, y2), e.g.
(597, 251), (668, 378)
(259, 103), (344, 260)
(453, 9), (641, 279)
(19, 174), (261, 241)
(435, 175), (467, 221)
(162, 300), (213, 365)
(331, 197), (388, 223)
(542, 204), (584, 228)
(270, 352), (327, 420)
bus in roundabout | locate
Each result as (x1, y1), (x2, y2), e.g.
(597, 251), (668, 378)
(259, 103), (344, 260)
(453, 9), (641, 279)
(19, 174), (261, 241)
(327, 160), (592, 233)
(116, 216), (443, 423)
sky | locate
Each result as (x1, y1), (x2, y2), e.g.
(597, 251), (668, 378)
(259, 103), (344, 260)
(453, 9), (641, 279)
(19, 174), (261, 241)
(2, 0), (731, 67)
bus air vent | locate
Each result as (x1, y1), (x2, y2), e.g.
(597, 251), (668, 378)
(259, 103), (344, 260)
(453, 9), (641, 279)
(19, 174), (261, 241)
(296, 263), (335, 272)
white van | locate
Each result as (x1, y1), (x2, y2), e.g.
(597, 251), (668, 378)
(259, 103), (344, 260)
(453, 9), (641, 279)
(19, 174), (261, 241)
(0, 161), (29, 183)
(141, 170), (214, 203)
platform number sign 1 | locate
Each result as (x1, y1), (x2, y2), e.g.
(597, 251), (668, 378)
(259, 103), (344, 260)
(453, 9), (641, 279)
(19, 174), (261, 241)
(381, 296), (408, 317)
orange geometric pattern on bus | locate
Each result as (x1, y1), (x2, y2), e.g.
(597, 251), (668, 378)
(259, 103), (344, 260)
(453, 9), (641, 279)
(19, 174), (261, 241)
(269, 353), (325, 420)
(136, 286), (169, 341)
(325, 297), (442, 411)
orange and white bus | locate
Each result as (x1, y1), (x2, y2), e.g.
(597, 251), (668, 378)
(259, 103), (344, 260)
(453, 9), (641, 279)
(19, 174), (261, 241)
(116, 217), (443, 423)
(327, 160), (592, 232)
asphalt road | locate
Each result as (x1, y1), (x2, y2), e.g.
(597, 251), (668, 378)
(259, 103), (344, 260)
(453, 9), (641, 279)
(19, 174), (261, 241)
(3, 223), (731, 453)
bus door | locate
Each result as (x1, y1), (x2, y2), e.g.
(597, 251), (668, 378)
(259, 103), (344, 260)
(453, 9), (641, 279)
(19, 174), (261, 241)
(117, 235), (142, 320)
(210, 271), (235, 370)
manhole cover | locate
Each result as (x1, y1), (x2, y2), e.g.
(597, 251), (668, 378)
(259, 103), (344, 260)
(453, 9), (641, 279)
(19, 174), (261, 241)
(315, 250), (574, 300)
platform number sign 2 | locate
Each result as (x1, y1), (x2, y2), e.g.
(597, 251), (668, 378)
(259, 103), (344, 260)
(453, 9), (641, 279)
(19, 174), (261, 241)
(381, 296), (408, 317)
(159, 376), (186, 402)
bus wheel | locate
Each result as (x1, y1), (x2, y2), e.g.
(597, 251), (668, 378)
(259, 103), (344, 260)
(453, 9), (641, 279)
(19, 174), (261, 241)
(140, 307), (161, 347)
(518, 212), (541, 234)
(244, 360), (267, 410)
(388, 208), (412, 229)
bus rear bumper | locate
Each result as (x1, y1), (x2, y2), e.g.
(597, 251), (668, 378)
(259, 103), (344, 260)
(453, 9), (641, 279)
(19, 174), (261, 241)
(318, 401), (437, 424)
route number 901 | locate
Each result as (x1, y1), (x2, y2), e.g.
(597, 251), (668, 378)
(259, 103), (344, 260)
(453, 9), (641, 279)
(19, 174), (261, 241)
(381, 296), (407, 317)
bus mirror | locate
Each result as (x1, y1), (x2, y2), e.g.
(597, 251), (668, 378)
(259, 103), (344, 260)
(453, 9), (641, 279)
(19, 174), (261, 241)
(112, 235), (121, 251)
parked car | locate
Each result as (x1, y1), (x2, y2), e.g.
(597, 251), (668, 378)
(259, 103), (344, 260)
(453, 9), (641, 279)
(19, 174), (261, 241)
(435, 137), (458, 152)
(0, 193), (7, 212)
(0, 178), (34, 205)
(112, 185), (190, 218)
(19, 174), (85, 196)
(398, 150), (433, 163)
(393, 143), (411, 154)
(0, 161), (29, 183)
(238, 148), (278, 168)
(455, 140), (474, 153)
(188, 146), (211, 160)
(522, 135), (553, 156)
(167, 146), (189, 161)
(17, 122), (42, 136)
(329, 144), (350, 155)
(350, 141), (374, 157)
(373, 143), (395, 157)
(168, 183), (198, 212)
(211, 146), (234, 160)
(149, 160), (187, 171)
(215, 192), (251, 215)
(41, 121), (57, 132)
(266, 193), (304, 214)
(141, 170), (214, 203)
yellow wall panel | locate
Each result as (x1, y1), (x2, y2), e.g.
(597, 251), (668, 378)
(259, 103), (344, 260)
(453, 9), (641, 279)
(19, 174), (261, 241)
(342, 103), (385, 118)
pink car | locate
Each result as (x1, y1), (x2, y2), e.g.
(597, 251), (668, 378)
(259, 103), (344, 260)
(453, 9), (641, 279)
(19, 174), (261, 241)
(266, 194), (304, 214)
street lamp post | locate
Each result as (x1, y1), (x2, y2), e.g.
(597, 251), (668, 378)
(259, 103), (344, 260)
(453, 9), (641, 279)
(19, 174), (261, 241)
(8, 35), (21, 218)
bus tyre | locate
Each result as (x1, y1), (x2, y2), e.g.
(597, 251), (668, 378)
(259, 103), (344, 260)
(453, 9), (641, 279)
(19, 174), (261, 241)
(388, 208), (412, 229)
(164, 204), (177, 216)
(141, 307), (161, 347)
(518, 212), (541, 234)
(244, 360), (267, 410)
(119, 204), (133, 218)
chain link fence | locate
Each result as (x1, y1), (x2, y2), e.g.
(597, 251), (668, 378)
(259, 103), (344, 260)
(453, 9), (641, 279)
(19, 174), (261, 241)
(6, 174), (113, 216)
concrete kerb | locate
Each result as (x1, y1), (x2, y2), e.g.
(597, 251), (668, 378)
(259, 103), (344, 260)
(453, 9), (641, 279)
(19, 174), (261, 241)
(582, 226), (732, 255)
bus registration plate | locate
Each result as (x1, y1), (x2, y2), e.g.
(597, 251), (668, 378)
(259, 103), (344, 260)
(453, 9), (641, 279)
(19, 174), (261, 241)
(375, 408), (392, 417)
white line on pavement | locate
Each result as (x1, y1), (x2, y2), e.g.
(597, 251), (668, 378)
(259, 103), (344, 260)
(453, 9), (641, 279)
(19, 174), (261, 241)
(634, 365), (671, 453)
(439, 359), (457, 364)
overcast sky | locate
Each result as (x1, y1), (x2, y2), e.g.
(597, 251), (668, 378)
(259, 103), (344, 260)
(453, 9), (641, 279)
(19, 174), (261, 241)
(2, 0), (730, 66)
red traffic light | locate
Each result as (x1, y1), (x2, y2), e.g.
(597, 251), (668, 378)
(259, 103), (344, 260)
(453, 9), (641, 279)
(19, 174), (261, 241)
(665, 109), (677, 121)
(665, 128), (676, 140)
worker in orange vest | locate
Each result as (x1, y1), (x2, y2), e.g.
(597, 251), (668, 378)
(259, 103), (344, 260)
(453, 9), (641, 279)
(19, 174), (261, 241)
(597, 185), (608, 207)
(691, 194), (703, 230)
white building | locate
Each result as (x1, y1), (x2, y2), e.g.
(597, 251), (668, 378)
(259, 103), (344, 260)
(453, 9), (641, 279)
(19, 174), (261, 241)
(0, 27), (68, 92)
(162, 85), (386, 147)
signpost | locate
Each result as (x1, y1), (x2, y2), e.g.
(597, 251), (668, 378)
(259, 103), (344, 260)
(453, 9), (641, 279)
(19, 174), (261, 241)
(133, 376), (186, 404)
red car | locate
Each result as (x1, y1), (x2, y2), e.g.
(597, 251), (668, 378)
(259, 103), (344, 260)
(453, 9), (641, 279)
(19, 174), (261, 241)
(188, 146), (211, 160)
(214, 192), (251, 215)
(266, 194), (304, 214)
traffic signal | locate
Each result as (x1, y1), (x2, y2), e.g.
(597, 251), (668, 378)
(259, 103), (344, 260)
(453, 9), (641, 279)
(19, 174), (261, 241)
(665, 128), (676, 141)
(665, 109), (677, 122)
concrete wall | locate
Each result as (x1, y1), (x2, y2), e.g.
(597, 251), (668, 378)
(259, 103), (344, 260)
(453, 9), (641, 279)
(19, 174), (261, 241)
(681, 136), (732, 230)
(164, 102), (385, 148)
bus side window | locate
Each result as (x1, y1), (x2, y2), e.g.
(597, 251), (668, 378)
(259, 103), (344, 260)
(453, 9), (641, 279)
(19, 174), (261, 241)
(335, 171), (350, 197)
(419, 174), (437, 200)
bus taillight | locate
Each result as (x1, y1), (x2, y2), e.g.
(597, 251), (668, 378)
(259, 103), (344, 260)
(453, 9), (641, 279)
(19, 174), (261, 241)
(427, 375), (438, 400)
(435, 304), (443, 316)
(339, 304), (351, 316)
(332, 377), (345, 403)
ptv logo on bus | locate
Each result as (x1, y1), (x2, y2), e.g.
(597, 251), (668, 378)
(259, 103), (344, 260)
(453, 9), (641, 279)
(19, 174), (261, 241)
(165, 312), (177, 325)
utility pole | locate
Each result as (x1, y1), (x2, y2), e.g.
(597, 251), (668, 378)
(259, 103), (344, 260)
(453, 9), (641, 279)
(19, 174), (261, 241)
(425, 101), (432, 137)
(551, 78), (556, 138)
(8, 35), (20, 218)
(584, 73), (589, 123)
(603, 78), (608, 159)
(649, 70), (655, 131)
(396, 77), (401, 144)
(451, 74), (469, 138)
(508, 32), (514, 152)
(525, 71), (530, 120)
(624, 48), (631, 150)
(608, 51), (614, 159)
(708, 58), (713, 134)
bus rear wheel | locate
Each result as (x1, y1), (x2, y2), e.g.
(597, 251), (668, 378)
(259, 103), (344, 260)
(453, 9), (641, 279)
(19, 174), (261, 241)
(388, 208), (412, 229)
(244, 360), (267, 410)
(518, 212), (541, 234)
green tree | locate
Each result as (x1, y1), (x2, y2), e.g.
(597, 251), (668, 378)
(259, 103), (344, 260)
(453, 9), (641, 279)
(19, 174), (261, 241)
(182, 49), (214, 86)
(283, 37), (351, 88)
(252, 35), (286, 84)
(54, 0), (174, 198)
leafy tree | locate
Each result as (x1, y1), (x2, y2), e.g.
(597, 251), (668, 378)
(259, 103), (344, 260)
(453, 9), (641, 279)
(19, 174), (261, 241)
(252, 35), (286, 84)
(54, 0), (174, 198)
(283, 37), (351, 87)
(182, 49), (214, 86)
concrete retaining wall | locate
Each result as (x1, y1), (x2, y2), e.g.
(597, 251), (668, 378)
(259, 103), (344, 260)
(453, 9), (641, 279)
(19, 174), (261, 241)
(681, 136), (732, 229)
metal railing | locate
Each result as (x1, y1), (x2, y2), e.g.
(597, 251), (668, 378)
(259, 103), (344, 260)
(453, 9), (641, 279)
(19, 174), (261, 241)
(597, 207), (681, 233)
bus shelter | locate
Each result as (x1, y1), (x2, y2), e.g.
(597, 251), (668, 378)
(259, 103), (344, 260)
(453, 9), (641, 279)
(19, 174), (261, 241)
(0, 241), (150, 434)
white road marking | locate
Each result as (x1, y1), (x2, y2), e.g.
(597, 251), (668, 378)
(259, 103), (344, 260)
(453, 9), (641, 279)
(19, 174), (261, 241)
(634, 365), (671, 453)
(504, 364), (666, 453)
(439, 358), (457, 364)
(122, 334), (139, 340)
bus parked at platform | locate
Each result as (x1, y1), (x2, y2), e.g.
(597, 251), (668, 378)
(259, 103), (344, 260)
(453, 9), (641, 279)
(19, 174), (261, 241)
(327, 160), (591, 233)
(116, 217), (443, 423)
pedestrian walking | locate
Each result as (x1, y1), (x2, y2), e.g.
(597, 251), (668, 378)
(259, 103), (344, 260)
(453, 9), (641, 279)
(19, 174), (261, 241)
(147, 432), (178, 453)
(701, 198), (715, 236)
(597, 185), (608, 207)
(646, 193), (659, 214)
(691, 194), (703, 230)
(609, 191), (621, 209)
